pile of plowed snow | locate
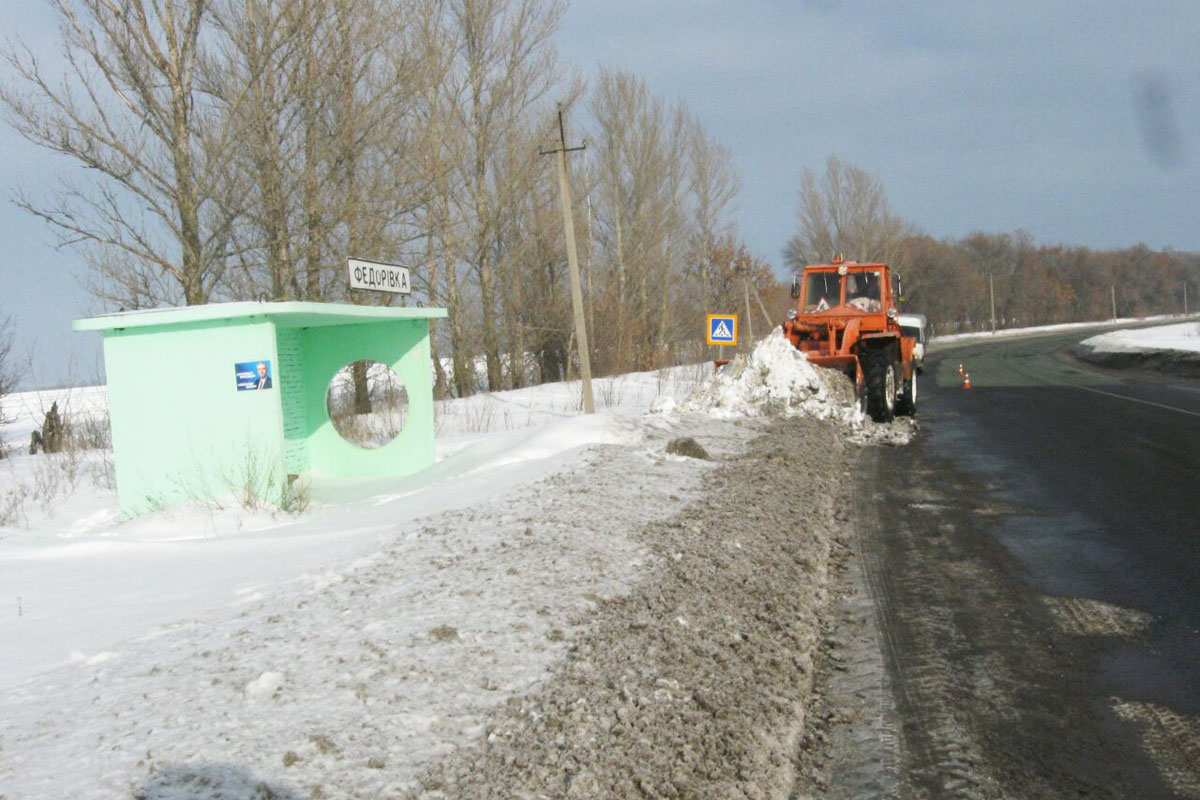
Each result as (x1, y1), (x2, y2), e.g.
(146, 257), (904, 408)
(665, 329), (859, 421)
(658, 328), (917, 445)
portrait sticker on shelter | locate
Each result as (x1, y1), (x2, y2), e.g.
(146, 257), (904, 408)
(235, 360), (274, 391)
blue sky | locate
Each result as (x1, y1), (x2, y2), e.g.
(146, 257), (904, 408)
(3, 0), (1199, 387)
(557, 0), (1200, 251)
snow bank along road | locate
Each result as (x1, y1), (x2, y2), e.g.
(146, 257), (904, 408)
(8, 413), (853, 799)
(0, 334), (906, 799)
(406, 416), (853, 799)
(6, 320), (1195, 798)
(1074, 319), (1200, 378)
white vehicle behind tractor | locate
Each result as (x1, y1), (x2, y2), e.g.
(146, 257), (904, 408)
(897, 313), (927, 373)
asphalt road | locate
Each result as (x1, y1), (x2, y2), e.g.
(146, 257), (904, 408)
(815, 326), (1200, 798)
(927, 331), (1200, 716)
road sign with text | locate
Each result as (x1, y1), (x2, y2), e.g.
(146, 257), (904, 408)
(706, 313), (738, 346)
(348, 258), (411, 295)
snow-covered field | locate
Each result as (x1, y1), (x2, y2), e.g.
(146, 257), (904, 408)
(931, 314), (1200, 349)
(0, 331), (877, 799)
(4, 316), (1181, 797)
(1078, 320), (1200, 354)
(928, 315), (1200, 381)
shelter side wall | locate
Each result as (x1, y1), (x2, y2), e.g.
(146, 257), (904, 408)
(300, 319), (435, 478)
(104, 320), (286, 515)
(276, 328), (309, 475)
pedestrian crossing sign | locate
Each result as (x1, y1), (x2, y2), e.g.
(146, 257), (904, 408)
(706, 313), (738, 345)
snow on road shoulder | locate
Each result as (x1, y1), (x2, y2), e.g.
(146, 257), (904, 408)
(1074, 320), (1200, 378)
(0, 345), (913, 798)
(403, 414), (854, 799)
(929, 315), (1190, 348)
(0, 411), (752, 799)
(1079, 321), (1200, 354)
(0, 363), (758, 799)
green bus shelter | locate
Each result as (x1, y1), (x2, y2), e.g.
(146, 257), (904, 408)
(74, 301), (448, 516)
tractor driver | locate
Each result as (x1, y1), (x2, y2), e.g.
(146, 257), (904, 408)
(846, 271), (882, 312)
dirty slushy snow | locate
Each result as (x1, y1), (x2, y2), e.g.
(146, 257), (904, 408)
(0, 332), (907, 799)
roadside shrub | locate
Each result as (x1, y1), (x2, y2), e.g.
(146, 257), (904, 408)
(0, 401), (115, 527)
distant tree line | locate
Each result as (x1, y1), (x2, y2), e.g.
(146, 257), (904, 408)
(1, 0), (771, 397)
(897, 233), (1200, 336)
(785, 157), (1200, 337)
(7, 3), (1191, 400)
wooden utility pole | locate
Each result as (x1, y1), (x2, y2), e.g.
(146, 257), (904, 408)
(751, 282), (775, 332)
(1111, 285), (1117, 320)
(989, 273), (997, 333)
(742, 268), (755, 346)
(1185, 282), (1189, 315)
(541, 105), (595, 414)
(584, 153), (596, 344)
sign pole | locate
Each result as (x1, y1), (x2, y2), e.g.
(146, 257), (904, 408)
(742, 273), (754, 345)
(542, 105), (595, 414)
(989, 273), (997, 333)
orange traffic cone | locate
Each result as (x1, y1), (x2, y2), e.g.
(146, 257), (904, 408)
(957, 363), (965, 377)
(962, 373), (972, 390)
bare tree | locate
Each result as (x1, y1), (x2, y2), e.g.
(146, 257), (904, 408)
(443, 0), (567, 391)
(589, 68), (699, 372)
(784, 155), (914, 269)
(687, 124), (741, 311)
(3, 0), (765, 396)
(501, 119), (581, 385)
(896, 235), (988, 331)
(0, 315), (21, 458)
(0, 315), (16, 410)
(650, 102), (691, 366)
(418, 95), (477, 397)
(406, 4), (464, 398)
(207, 0), (312, 301)
(204, 0), (446, 411)
(208, 0), (440, 304)
(1, 0), (238, 307)
(588, 70), (636, 372)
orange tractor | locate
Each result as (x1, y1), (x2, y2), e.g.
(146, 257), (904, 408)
(782, 255), (917, 421)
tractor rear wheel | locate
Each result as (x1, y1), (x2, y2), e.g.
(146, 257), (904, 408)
(862, 349), (897, 422)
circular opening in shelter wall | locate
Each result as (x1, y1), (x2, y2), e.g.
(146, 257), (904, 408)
(325, 360), (409, 449)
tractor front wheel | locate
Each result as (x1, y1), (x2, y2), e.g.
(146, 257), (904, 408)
(896, 369), (917, 416)
(862, 350), (897, 422)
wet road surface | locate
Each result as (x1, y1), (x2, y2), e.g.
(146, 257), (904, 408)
(928, 331), (1200, 718)
(806, 327), (1200, 799)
